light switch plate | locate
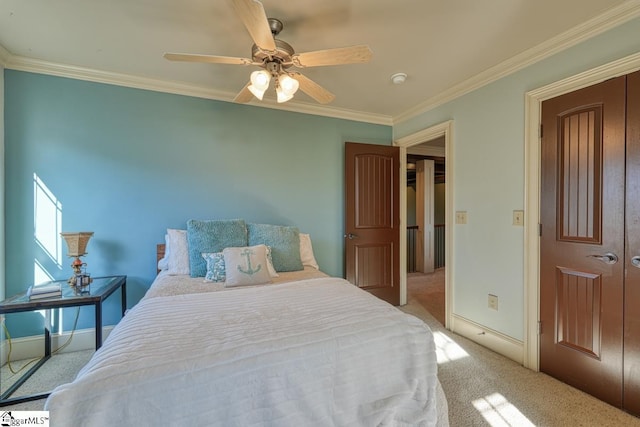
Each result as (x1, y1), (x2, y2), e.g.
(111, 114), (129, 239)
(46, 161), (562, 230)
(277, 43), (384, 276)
(488, 294), (498, 310)
(513, 210), (524, 226)
(456, 211), (468, 224)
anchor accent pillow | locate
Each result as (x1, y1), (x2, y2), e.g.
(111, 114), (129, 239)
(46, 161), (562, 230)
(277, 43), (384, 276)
(202, 246), (279, 283)
(223, 244), (273, 287)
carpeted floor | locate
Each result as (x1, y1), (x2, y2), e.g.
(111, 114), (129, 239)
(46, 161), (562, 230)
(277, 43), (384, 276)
(407, 269), (446, 326)
(1, 349), (93, 411)
(402, 269), (640, 426)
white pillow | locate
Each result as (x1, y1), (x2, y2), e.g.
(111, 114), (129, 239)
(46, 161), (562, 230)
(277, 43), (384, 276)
(157, 234), (170, 271)
(223, 245), (272, 287)
(265, 246), (279, 278)
(166, 229), (190, 275)
(299, 233), (319, 270)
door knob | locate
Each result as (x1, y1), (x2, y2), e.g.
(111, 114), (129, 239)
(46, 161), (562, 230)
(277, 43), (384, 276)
(631, 256), (640, 269)
(344, 233), (358, 240)
(587, 252), (619, 265)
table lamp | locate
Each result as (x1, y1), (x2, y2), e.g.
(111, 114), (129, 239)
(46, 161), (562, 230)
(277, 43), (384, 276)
(61, 231), (94, 288)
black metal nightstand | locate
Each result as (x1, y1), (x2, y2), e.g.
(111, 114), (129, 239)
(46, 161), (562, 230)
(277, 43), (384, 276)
(0, 275), (127, 406)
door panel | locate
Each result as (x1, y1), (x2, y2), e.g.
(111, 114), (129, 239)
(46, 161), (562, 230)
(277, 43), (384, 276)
(540, 75), (626, 407)
(554, 267), (602, 359)
(624, 70), (640, 414)
(345, 142), (400, 305)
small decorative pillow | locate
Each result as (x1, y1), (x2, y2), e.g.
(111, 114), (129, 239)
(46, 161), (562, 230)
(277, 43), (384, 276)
(299, 233), (319, 270)
(202, 252), (226, 282)
(223, 245), (272, 287)
(203, 246), (278, 282)
(247, 223), (303, 272)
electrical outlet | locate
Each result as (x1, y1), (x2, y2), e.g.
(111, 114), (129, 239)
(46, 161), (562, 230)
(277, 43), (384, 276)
(513, 210), (524, 226)
(488, 294), (498, 311)
(456, 211), (468, 224)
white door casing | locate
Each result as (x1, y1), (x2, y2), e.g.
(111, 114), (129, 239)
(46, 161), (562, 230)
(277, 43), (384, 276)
(395, 121), (452, 326)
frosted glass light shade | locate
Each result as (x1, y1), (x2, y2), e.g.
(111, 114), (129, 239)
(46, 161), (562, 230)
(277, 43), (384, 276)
(248, 70), (271, 100)
(276, 75), (299, 103)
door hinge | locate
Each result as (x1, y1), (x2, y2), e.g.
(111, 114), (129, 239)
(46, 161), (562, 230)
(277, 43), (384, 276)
(539, 124), (543, 138)
(538, 321), (542, 335)
(538, 223), (542, 236)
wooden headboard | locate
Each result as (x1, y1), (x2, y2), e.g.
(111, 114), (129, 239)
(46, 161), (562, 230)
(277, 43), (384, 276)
(157, 244), (166, 274)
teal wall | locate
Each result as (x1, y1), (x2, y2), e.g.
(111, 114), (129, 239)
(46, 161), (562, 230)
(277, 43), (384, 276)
(4, 70), (391, 336)
(395, 16), (640, 340)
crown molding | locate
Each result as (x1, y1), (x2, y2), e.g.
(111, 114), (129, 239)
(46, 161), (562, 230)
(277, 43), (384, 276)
(4, 54), (392, 126)
(0, 43), (10, 67)
(393, 0), (640, 125)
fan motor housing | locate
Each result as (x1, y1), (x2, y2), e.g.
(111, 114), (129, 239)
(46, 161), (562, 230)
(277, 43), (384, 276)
(252, 39), (295, 69)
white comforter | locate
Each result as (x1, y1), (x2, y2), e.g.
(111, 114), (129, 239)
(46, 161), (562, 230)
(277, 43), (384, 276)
(45, 277), (440, 426)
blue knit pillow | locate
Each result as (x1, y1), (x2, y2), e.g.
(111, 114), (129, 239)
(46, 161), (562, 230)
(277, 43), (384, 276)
(247, 223), (303, 272)
(187, 219), (247, 277)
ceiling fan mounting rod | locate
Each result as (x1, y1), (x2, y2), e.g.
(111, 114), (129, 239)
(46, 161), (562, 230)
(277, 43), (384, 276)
(264, 61), (281, 76)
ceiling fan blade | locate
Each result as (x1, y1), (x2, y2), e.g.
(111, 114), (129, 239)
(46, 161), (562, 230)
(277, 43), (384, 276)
(231, 0), (277, 52)
(233, 82), (254, 103)
(291, 73), (335, 104)
(164, 53), (253, 65)
(292, 45), (373, 68)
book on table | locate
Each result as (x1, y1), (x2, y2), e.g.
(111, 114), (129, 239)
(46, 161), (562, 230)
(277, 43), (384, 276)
(27, 283), (62, 300)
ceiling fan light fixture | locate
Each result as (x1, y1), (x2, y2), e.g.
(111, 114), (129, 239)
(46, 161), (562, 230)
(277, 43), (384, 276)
(248, 69), (271, 100)
(276, 74), (299, 103)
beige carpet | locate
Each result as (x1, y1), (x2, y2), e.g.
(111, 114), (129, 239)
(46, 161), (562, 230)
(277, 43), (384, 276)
(1, 350), (93, 411)
(401, 275), (640, 426)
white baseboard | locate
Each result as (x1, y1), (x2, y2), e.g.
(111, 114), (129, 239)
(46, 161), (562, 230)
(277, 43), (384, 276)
(450, 314), (524, 364)
(0, 326), (114, 364)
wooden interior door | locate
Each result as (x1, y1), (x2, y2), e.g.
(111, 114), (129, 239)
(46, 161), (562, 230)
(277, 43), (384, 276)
(540, 75), (626, 407)
(345, 142), (400, 306)
(624, 70), (640, 414)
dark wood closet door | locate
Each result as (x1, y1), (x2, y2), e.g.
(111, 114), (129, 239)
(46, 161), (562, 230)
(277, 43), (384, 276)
(624, 70), (640, 415)
(540, 75), (626, 407)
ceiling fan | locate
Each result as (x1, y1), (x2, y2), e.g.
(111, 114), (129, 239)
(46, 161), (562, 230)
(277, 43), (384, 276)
(164, 0), (373, 104)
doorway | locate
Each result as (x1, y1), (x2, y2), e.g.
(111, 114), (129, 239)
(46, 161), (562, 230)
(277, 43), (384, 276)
(539, 71), (640, 413)
(406, 148), (446, 325)
(396, 121), (452, 327)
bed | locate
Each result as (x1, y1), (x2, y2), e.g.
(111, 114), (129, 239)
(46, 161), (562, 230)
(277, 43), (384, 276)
(45, 220), (448, 426)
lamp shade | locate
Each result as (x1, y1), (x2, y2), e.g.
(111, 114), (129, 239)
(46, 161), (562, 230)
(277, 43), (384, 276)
(61, 232), (94, 257)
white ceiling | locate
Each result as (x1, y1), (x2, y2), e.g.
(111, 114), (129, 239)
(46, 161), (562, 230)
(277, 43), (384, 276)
(0, 0), (636, 124)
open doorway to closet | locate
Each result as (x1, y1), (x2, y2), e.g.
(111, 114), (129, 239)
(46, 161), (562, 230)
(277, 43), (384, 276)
(405, 139), (446, 325)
